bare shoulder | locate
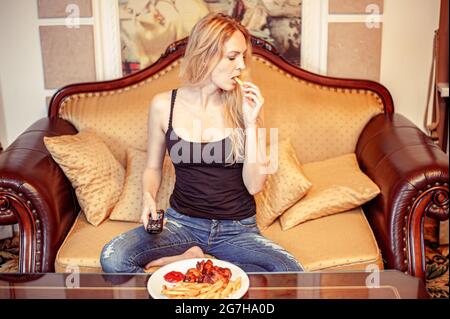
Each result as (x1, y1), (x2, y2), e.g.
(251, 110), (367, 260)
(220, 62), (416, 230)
(149, 91), (172, 111)
(148, 90), (173, 133)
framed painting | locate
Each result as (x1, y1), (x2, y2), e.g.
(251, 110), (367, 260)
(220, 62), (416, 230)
(118, 0), (303, 76)
(94, 0), (326, 80)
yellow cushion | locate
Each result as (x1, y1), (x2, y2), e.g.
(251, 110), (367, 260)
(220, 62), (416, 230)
(261, 207), (383, 271)
(55, 212), (140, 272)
(109, 148), (176, 222)
(44, 131), (125, 226)
(255, 138), (312, 229)
(279, 153), (380, 230)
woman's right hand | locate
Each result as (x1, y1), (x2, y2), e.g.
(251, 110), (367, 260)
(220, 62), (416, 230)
(140, 191), (157, 230)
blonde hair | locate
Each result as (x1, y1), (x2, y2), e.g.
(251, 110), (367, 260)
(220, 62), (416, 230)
(179, 13), (260, 165)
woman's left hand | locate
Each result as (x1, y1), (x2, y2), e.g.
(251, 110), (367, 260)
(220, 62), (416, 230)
(240, 81), (264, 128)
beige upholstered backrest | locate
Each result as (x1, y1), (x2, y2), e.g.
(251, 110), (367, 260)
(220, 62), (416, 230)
(59, 61), (183, 166)
(250, 57), (384, 163)
(58, 56), (384, 166)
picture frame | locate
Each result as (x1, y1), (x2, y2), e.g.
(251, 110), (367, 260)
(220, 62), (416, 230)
(118, 0), (305, 76)
(94, 0), (327, 80)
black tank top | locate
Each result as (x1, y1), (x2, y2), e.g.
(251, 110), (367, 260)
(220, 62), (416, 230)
(165, 89), (256, 220)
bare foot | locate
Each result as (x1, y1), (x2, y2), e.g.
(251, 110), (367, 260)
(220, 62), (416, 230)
(144, 246), (204, 269)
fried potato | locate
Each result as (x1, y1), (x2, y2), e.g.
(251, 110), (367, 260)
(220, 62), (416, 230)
(234, 77), (243, 86)
(161, 278), (242, 299)
(161, 285), (200, 297)
(233, 277), (241, 291)
(220, 281), (233, 298)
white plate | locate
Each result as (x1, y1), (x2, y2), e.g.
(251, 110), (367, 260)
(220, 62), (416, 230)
(147, 258), (249, 299)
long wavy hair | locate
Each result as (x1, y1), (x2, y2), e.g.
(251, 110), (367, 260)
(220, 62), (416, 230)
(179, 13), (260, 165)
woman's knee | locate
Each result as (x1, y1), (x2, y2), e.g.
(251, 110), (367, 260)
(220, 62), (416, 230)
(245, 235), (303, 272)
(100, 235), (133, 273)
(100, 241), (121, 273)
(236, 259), (302, 272)
(253, 246), (303, 272)
(266, 251), (303, 272)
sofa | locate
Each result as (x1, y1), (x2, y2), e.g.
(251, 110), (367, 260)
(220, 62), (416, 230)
(0, 37), (448, 279)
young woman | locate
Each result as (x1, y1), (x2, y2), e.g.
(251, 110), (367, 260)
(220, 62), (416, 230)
(100, 13), (303, 273)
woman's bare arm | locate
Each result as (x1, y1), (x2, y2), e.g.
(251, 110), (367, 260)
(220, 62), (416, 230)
(241, 82), (268, 195)
(141, 92), (170, 227)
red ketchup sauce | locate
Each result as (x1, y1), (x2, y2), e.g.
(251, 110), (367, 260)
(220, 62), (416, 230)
(164, 271), (185, 283)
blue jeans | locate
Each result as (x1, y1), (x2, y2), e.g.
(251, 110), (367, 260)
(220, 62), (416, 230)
(100, 207), (303, 273)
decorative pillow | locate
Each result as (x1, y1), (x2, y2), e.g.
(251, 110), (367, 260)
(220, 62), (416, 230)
(109, 148), (176, 222)
(43, 130), (125, 226)
(255, 138), (312, 229)
(279, 153), (380, 230)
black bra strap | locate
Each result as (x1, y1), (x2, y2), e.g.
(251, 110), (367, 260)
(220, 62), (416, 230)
(168, 89), (177, 130)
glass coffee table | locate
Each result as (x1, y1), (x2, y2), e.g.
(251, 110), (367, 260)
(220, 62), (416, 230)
(0, 270), (429, 299)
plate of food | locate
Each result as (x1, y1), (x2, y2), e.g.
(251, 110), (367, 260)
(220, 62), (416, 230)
(147, 258), (249, 299)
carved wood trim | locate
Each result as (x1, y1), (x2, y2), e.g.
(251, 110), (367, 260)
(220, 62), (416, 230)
(406, 184), (449, 279)
(0, 188), (43, 273)
(48, 35), (394, 118)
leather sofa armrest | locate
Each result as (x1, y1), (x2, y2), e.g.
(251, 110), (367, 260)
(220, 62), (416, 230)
(0, 118), (79, 272)
(356, 113), (449, 279)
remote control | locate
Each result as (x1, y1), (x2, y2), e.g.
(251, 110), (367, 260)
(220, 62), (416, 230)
(146, 209), (164, 234)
